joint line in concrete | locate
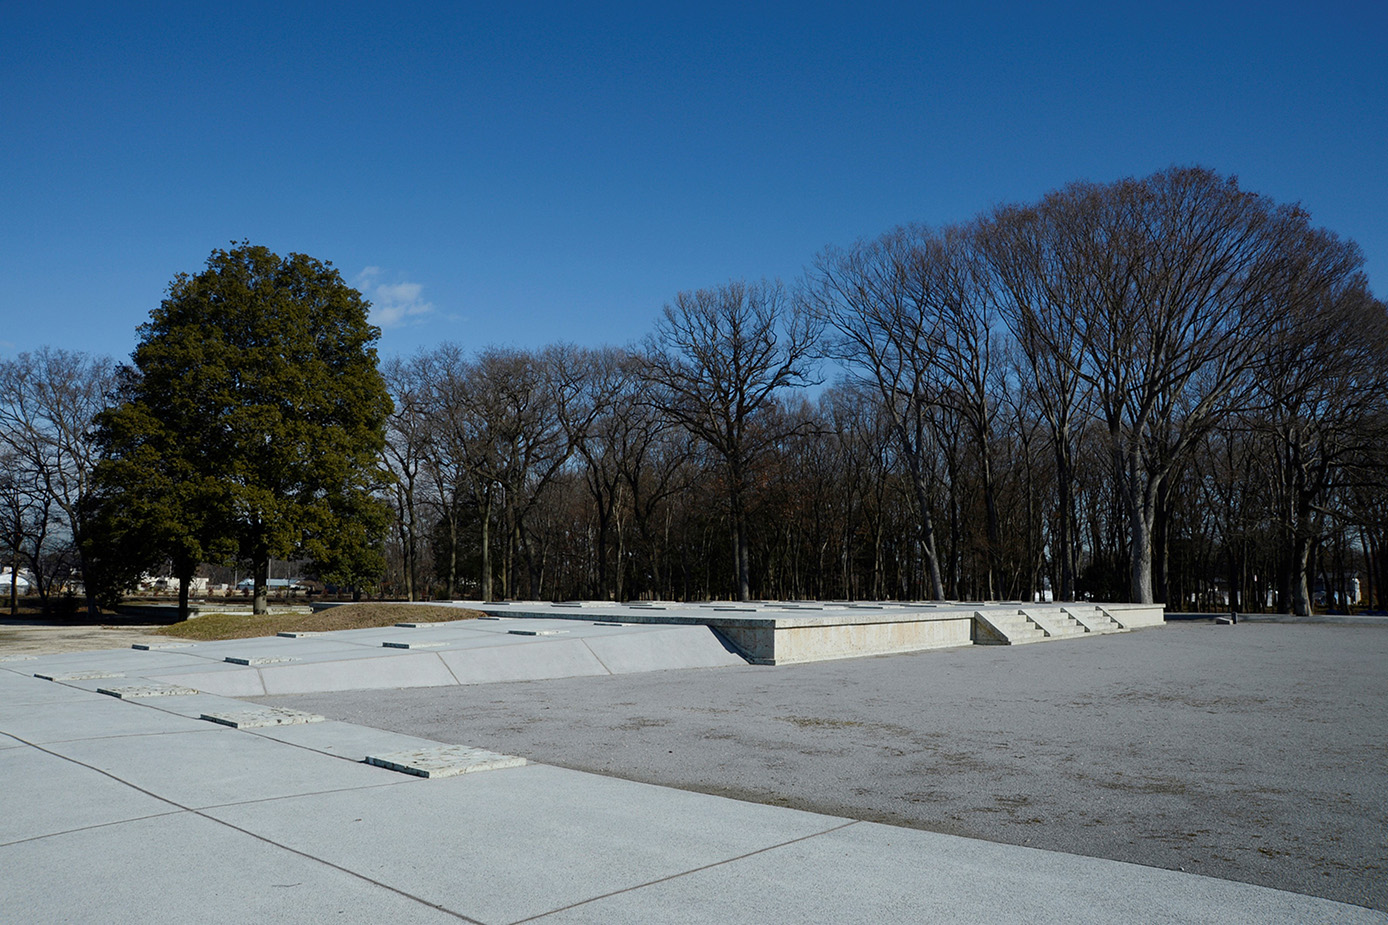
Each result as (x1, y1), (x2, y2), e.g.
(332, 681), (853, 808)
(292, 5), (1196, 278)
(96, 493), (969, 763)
(506, 819), (862, 924)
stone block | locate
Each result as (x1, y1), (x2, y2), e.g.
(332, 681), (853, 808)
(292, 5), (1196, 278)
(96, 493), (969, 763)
(366, 743), (526, 778)
(224, 656), (300, 666)
(200, 707), (325, 728)
(97, 683), (199, 699)
(34, 671), (124, 681)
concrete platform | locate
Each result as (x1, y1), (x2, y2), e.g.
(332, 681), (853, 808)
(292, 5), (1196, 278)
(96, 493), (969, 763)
(1, 631), (1380, 923)
(472, 600), (1166, 664)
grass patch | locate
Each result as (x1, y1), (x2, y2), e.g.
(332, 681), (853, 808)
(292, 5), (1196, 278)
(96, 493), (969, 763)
(152, 603), (483, 641)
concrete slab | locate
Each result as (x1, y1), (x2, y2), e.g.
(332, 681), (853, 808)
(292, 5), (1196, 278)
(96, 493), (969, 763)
(531, 819), (1382, 924)
(0, 695), (215, 744)
(0, 671), (107, 705)
(98, 682), (200, 699)
(142, 665), (267, 697)
(190, 636), (381, 658)
(437, 637), (609, 685)
(200, 707), (326, 729)
(127, 691), (268, 722)
(12, 648), (214, 675)
(32, 669), (125, 681)
(0, 745), (178, 843)
(256, 652), (460, 696)
(582, 625), (746, 673)
(366, 743), (526, 777)
(0, 812), (464, 924)
(44, 728), (407, 808)
(249, 720), (444, 762)
(203, 762), (850, 924)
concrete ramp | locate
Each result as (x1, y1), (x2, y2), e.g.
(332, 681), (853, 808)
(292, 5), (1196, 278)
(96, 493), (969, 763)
(139, 619), (746, 696)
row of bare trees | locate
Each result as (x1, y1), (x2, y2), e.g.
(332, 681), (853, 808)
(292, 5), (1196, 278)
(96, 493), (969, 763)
(376, 168), (1387, 611)
(3, 167), (1385, 613)
(0, 349), (115, 612)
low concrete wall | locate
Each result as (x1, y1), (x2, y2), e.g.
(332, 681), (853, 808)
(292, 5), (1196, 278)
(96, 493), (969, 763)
(709, 610), (976, 665)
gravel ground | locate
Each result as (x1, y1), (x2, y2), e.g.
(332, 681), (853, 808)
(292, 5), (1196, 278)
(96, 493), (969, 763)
(0, 618), (176, 654)
(260, 621), (1388, 912)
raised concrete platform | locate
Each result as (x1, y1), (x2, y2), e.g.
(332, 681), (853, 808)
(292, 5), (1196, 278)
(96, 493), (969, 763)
(470, 600), (1166, 664)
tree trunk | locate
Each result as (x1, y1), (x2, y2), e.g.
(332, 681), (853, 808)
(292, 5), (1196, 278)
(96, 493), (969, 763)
(480, 490), (492, 601)
(176, 561), (193, 622)
(1052, 430), (1078, 602)
(253, 556), (270, 615)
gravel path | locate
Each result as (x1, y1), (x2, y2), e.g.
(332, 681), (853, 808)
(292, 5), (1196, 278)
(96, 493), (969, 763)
(261, 621), (1388, 912)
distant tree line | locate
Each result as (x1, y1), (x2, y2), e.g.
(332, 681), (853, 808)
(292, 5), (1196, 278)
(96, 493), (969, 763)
(3, 168), (1385, 615)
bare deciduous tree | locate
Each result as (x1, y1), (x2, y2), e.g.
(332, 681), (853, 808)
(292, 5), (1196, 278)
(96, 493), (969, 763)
(643, 280), (817, 601)
(0, 349), (115, 613)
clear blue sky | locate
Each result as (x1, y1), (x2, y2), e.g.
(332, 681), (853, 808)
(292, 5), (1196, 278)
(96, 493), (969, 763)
(3, 1), (1384, 362)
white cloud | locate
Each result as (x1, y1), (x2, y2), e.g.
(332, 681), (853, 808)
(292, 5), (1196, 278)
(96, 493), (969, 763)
(354, 268), (435, 329)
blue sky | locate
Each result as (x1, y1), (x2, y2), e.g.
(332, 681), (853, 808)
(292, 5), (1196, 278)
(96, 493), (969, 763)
(3, 1), (1384, 362)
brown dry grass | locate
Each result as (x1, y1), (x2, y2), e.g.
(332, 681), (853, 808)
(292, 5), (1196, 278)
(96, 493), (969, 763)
(151, 603), (483, 641)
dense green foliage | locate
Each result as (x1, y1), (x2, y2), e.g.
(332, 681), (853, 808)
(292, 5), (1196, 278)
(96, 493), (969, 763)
(87, 244), (393, 614)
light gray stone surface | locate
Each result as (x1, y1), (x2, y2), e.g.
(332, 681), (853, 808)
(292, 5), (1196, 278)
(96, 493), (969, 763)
(200, 706), (325, 728)
(0, 813), (465, 924)
(0, 694), (213, 743)
(98, 683), (200, 698)
(533, 819), (1379, 925)
(5, 615), (1382, 923)
(0, 745), (178, 842)
(436, 635), (609, 684)
(249, 719), (443, 762)
(255, 652), (460, 695)
(43, 727), (404, 808)
(203, 762), (852, 924)
(0, 670), (106, 704)
(33, 669), (125, 681)
(142, 665), (268, 697)
(366, 743), (526, 777)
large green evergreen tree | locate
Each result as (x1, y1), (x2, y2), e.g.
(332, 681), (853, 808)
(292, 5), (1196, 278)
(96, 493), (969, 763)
(89, 243), (393, 615)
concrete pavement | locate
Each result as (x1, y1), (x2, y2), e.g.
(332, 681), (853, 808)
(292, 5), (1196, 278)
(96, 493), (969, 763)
(2, 622), (1383, 923)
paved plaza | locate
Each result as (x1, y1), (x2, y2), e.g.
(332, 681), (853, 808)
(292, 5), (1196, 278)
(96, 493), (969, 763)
(3, 612), (1384, 922)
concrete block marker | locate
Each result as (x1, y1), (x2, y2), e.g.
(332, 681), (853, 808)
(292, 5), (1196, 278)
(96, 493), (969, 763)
(200, 706), (325, 728)
(393, 622), (440, 628)
(34, 671), (124, 681)
(98, 683), (199, 699)
(131, 642), (193, 650)
(224, 656), (300, 666)
(593, 622), (626, 627)
(508, 628), (569, 636)
(381, 640), (447, 649)
(366, 743), (526, 778)
(276, 631), (320, 638)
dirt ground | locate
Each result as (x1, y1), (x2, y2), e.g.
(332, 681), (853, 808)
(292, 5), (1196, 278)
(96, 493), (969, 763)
(0, 618), (182, 655)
